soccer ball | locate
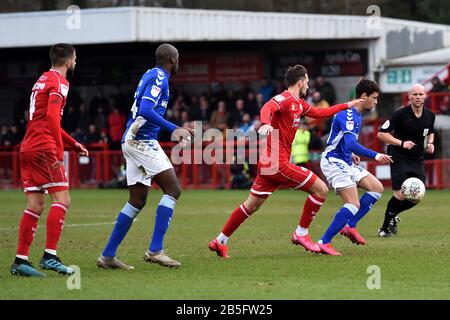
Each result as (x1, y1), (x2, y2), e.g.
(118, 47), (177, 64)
(401, 177), (426, 201)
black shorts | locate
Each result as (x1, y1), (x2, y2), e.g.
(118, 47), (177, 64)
(390, 158), (425, 190)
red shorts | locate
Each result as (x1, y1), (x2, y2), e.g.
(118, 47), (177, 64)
(250, 162), (317, 198)
(20, 149), (69, 194)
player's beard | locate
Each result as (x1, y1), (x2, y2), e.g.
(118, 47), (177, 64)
(299, 88), (308, 99)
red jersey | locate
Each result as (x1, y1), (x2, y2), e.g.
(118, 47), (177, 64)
(259, 91), (347, 166)
(20, 69), (69, 153)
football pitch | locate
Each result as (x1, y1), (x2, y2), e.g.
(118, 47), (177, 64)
(0, 188), (449, 300)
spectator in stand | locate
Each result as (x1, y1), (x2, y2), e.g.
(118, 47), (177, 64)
(90, 88), (109, 117)
(210, 100), (230, 129)
(305, 91), (329, 133)
(77, 103), (90, 135)
(100, 128), (111, 145)
(188, 95), (201, 120)
(259, 77), (274, 103)
(226, 89), (237, 112)
(438, 95), (450, 115)
(256, 93), (265, 111)
(71, 127), (86, 144)
(8, 125), (20, 146)
(94, 107), (108, 131)
(62, 105), (79, 134)
(0, 125), (10, 146)
(316, 76), (336, 105)
(238, 113), (256, 135)
(430, 76), (449, 92)
(85, 124), (101, 144)
(199, 95), (212, 123)
(245, 91), (259, 118)
(108, 106), (127, 150)
(230, 99), (246, 127)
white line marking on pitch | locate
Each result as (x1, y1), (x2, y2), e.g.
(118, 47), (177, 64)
(0, 219), (138, 231)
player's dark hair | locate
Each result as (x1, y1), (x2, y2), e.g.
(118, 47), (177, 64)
(49, 43), (75, 67)
(355, 79), (379, 98)
(285, 65), (307, 87)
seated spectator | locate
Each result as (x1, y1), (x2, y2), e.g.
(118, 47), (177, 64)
(71, 127), (86, 144)
(238, 113), (256, 135)
(108, 106), (127, 150)
(230, 99), (246, 127)
(316, 76), (336, 105)
(77, 103), (91, 134)
(438, 95), (450, 115)
(245, 91), (259, 118)
(305, 91), (329, 133)
(256, 93), (265, 111)
(210, 101), (229, 129)
(199, 95), (211, 123)
(85, 124), (101, 144)
(259, 77), (274, 102)
(430, 76), (448, 92)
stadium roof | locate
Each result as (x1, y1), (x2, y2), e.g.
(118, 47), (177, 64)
(0, 6), (426, 48)
(385, 47), (450, 66)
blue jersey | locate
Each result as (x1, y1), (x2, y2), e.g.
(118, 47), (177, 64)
(122, 67), (170, 142)
(322, 107), (362, 165)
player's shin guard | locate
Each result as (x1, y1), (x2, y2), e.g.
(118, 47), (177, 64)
(348, 192), (381, 228)
(320, 204), (358, 244)
(221, 204), (251, 240)
(381, 196), (417, 229)
(299, 194), (325, 229)
(149, 195), (176, 253)
(45, 203), (68, 254)
(102, 202), (140, 257)
(17, 209), (40, 258)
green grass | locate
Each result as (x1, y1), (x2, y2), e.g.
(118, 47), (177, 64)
(0, 189), (449, 300)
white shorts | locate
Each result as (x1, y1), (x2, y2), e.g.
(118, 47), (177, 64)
(122, 140), (173, 187)
(320, 157), (370, 192)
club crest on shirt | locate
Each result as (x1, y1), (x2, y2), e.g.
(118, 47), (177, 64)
(346, 120), (354, 130)
(423, 128), (429, 136)
(151, 85), (161, 97)
(381, 120), (390, 129)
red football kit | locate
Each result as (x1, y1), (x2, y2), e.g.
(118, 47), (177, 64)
(250, 90), (348, 198)
(20, 69), (77, 194)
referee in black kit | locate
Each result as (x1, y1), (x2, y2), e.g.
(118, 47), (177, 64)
(377, 84), (435, 237)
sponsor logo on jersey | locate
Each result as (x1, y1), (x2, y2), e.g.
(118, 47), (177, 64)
(274, 94), (285, 102)
(423, 128), (429, 136)
(39, 76), (48, 81)
(161, 100), (168, 108)
(60, 84), (69, 97)
(32, 82), (46, 90)
(151, 85), (161, 97)
(381, 120), (390, 129)
(346, 120), (354, 130)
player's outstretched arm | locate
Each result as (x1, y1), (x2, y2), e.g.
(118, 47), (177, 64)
(303, 99), (365, 119)
(344, 133), (392, 164)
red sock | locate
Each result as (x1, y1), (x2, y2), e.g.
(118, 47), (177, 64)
(222, 204), (251, 237)
(299, 194), (325, 228)
(17, 209), (40, 257)
(45, 202), (67, 252)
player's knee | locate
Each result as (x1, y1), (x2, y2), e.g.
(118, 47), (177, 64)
(59, 198), (71, 209)
(129, 196), (147, 210)
(166, 186), (181, 200)
(314, 183), (329, 199)
(29, 202), (45, 215)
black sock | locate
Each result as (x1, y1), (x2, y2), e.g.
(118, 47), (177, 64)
(382, 196), (418, 229)
(14, 257), (28, 265)
(42, 251), (56, 260)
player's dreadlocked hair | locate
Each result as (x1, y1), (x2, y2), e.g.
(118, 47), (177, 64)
(355, 79), (379, 98)
(285, 65), (307, 87)
(49, 43), (75, 67)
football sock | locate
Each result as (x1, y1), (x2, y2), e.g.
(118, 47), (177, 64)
(320, 204), (358, 244)
(16, 209), (40, 259)
(149, 195), (176, 253)
(299, 194), (325, 228)
(102, 202), (140, 257)
(221, 204), (251, 239)
(381, 196), (417, 229)
(45, 202), (68, 255)
(348, 192), (381, 228)
(295, 226), (309, 236)
(216, 232), (229, 245)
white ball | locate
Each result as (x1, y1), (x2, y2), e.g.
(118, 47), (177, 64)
(401, 177), (426, 201)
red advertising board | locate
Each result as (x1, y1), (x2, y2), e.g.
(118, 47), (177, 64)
(174, 53), (264, 83)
